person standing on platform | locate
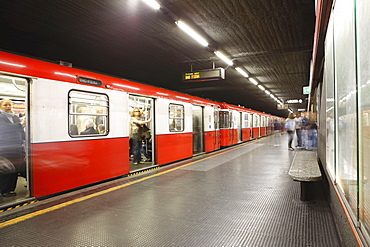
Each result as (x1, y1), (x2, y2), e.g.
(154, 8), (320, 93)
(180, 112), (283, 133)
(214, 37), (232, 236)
(0, 99), (25, 197)
(306, 113), (318, 151)
(273, 119), (281, 146)
(294, 112), (303, 148)
(285, 113), (296, 151)
(301, 112), (309, 148)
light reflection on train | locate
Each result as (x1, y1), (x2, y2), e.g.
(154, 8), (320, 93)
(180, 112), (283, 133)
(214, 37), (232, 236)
(0, 51), (283, 204)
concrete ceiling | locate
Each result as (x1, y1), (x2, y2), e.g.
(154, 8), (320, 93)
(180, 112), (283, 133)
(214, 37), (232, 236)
(0, 0), (315, 117)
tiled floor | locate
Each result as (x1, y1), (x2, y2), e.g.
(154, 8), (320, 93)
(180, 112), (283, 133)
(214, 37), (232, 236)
(0, 134), (341, 246)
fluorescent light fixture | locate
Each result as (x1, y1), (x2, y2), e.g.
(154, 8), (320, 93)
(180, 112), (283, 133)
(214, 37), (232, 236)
(249, 78), (258, 85)
(0, 61), (25, 67)
(258, 85), (265, 91)
(264, 90), (271, 95)
(214, 51), (233, 65)
(176, 21), (208, 47)
(235, 67), (248, 77)
(270, 94), (275, 99)
(142, 0), (161, 10)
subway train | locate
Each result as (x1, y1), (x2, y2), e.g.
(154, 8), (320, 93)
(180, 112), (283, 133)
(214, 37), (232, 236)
(0, 51), (282, 202)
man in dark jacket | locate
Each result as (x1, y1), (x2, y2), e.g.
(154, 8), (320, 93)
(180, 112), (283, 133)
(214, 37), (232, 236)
(80, 119), (99, 135)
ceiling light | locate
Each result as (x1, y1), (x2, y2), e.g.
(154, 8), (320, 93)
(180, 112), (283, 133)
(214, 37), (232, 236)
(258, 85), (265, 91)
(235, 67), (248, 77)
(264, 90), (271, 95)
(176, 21), (208, 47)
(214, 51), (233, 65)
(249, 78), (258, 85)
(142, 0), (161, 10)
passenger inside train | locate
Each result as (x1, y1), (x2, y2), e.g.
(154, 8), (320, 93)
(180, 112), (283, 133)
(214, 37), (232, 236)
(128, 95), (155, 170)
(80, 119), (99, 135)
(0, 76), (29, 204)
(0, 99), (25, 197)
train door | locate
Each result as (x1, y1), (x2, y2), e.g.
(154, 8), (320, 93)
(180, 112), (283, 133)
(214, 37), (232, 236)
(238, 112), (242, 142)
(128, 95), (155, 171)
(250, 114), (254, 139)
(192, 105), (204, 155)
(214, 108), (220, 149)
(229, 111), (234, 144)
(0, 74), (30, 206)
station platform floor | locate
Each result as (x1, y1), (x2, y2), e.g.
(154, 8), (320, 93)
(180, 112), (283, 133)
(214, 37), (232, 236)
(0, 134), (341, 246)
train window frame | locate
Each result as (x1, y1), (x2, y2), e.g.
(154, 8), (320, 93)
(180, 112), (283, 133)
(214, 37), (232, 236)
(219, 110), (230, 129)
(68, 90), (109, 137)
(168, 103), (184, 132)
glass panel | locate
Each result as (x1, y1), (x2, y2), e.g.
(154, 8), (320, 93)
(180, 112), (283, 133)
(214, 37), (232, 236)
(214, 109), (219, 130)
(244, 114), (250, 128)
(192, 105), (203, 154)
(69, 90), (109, 136)
(253, 114), (260, 127)
(334, 0), (357, 215)
(219, 110), (229, 128)
(357, 0), (370, 233)
(325, 15), (336, 177)
(168, 104), (184, 132)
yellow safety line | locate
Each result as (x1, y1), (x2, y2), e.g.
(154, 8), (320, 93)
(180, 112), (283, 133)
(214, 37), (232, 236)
(0, 138), (265, 228)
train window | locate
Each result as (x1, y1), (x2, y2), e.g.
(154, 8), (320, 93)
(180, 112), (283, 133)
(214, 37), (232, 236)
(244, 114), (250, 128)
(68, 90), (109, 137)
(214, 109), (219, 130)
(253, 114), (259, 127)
(219, 111), (230, 128)
(169, 104), (184, 132)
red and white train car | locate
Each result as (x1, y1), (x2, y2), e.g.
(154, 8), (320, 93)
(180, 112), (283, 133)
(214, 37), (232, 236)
(219, 103), (264, 147)
(0, 51), (276, 204)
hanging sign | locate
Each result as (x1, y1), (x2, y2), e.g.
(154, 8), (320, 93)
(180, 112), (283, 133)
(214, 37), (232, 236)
(303, 86), (310, 94)
(285, 99), (303, 104)
(182, 68), (225, 82)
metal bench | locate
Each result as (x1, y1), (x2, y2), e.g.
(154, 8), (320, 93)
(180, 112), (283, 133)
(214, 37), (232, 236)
(288, 151), (322, 201)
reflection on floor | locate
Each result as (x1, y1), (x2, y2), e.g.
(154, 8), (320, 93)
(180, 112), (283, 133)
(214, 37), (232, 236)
(0, 176), (30, 206)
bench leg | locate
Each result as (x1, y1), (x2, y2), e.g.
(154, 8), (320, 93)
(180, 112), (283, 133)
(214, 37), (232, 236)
(300, 182), (313, 201)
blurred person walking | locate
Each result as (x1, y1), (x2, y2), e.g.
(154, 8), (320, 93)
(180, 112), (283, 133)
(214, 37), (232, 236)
(285, 113), (296, 151)
(273, 119), (281, 146)
(295, 112), (303, 148)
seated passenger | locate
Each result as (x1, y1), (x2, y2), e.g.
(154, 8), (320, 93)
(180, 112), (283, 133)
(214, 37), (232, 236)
(70, 124), (78, 135)
(80, 119), (98, 135)
(97, 124), (105, 134)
